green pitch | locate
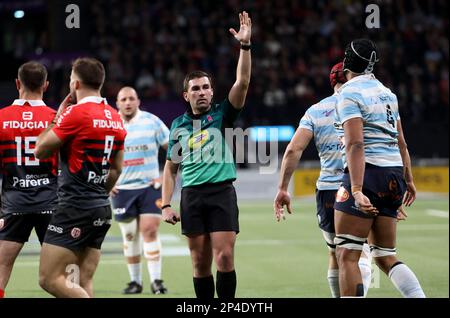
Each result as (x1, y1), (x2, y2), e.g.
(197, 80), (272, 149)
(6, 195), (449, 298)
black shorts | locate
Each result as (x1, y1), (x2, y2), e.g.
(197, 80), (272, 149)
(316, 189), (337, 233)
(0, 212), (53, 244)
(334, 164), (406, 219)
(44, 205), (112, 251)
(111, 186), (162, 222)
(180, 181), (239, 235)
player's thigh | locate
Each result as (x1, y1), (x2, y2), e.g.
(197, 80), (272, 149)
(39, 243), (80, 279)
(138, 214), (161, 234)
(79, 247), (101, 281)
(210, 231), (236, 253)
(186, 234), (212, 258)
(368, 215), (397, 248)
(0, 240), (24, 265)
(334, 210), (373, 238)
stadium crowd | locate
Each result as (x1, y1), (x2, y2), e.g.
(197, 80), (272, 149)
(1, 0), (448, 157)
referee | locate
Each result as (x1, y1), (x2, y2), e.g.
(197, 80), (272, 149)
(161, 11), (252, 299)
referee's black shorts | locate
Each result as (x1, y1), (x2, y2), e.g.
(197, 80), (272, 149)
(180, 180), (239, 235)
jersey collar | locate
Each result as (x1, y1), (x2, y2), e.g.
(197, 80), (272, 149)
(77, 96), (108, 105)
(12, 99), (46, 106)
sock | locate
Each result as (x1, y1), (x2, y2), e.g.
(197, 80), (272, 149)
(216, 270), (237, 299)
(327, 269), (340, 298)
(388, 262), (426, 298)
(193, 275), (215, 299)
(358, 257), (372, 297)
(0, 289), (4, 298)
(127, 263), (142, 285)
(143, 238), (162, 283)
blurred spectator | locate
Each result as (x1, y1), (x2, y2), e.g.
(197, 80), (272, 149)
(1, 0), (448, 134)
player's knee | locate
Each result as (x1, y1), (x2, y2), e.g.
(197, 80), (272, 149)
(214, 249), (234, 271)
(141, 227), (158, 241)
(38, 272), (53, 293)
(334, 234), (366, 266)
(374, 255), (398, 274)
(370, 244), (397, 273)
(119, 219), (138, 241)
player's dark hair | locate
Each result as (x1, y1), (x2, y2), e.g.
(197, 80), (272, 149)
(18, 61), (48, 92)
(183, 70), (213, 92)
(72, 57), (105, 90)
(343, 39), (379, 74)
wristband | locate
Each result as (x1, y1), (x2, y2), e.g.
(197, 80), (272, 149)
(240, 43), (251, 50)
(352, 191), (363, 197)
(351, 185), (362, 194)
(161, 204), (171, 210)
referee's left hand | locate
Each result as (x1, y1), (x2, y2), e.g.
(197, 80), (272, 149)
(162, 207), (180, 225)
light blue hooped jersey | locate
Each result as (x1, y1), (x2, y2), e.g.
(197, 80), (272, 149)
(299, 94), (344, 190)
(115, 110), (169, 189)
(334, 74), (402, 168)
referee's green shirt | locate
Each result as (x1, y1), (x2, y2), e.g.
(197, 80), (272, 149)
(167, 98), (241, 187)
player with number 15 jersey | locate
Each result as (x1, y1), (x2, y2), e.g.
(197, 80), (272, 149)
(0, 100), (58, 215)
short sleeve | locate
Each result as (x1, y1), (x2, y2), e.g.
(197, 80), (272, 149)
(166, 119), (180, 161)
(336, 90), (363, 124)
(299, 108), (314, 131)
(155, 117), (170, 146)
(52, 106), (83, 143)
(221, 98), (242, 125)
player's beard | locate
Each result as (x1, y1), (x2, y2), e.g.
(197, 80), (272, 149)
(70, 89), (77, 104)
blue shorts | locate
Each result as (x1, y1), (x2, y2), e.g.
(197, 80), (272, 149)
(111, 186), (162, 222)
(334, 164), (406, 219)
(316, 189), (337, 234)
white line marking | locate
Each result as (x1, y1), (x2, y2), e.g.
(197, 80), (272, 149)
(426, 209), (449, 218)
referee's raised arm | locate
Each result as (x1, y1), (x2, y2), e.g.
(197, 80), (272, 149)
(228, 11), (252, 110)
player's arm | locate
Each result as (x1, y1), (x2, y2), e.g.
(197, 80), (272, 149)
(228, 11), (252, 110)
(105, 149), (124, 194)
(397, 119), (416, 207)
(35, 94), (71, 159)
(278, 128), (313, 191)
(274, 127), (313, 221)
(35, 129), (63, 159)
(161, 159), (180, 225)
(343, 118), (378, 215)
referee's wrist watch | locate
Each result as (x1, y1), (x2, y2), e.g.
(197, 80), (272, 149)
(161, 204), (171, 210)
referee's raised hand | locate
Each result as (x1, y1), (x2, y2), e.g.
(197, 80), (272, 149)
(229, 11), (252, 45)
(162, 206), (180, 225)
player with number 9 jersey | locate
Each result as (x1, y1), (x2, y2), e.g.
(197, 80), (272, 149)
(52, 97), (126, 209)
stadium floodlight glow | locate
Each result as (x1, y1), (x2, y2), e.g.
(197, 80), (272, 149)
(249, 125), (295, 142)
(14, 10), (25, 19)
